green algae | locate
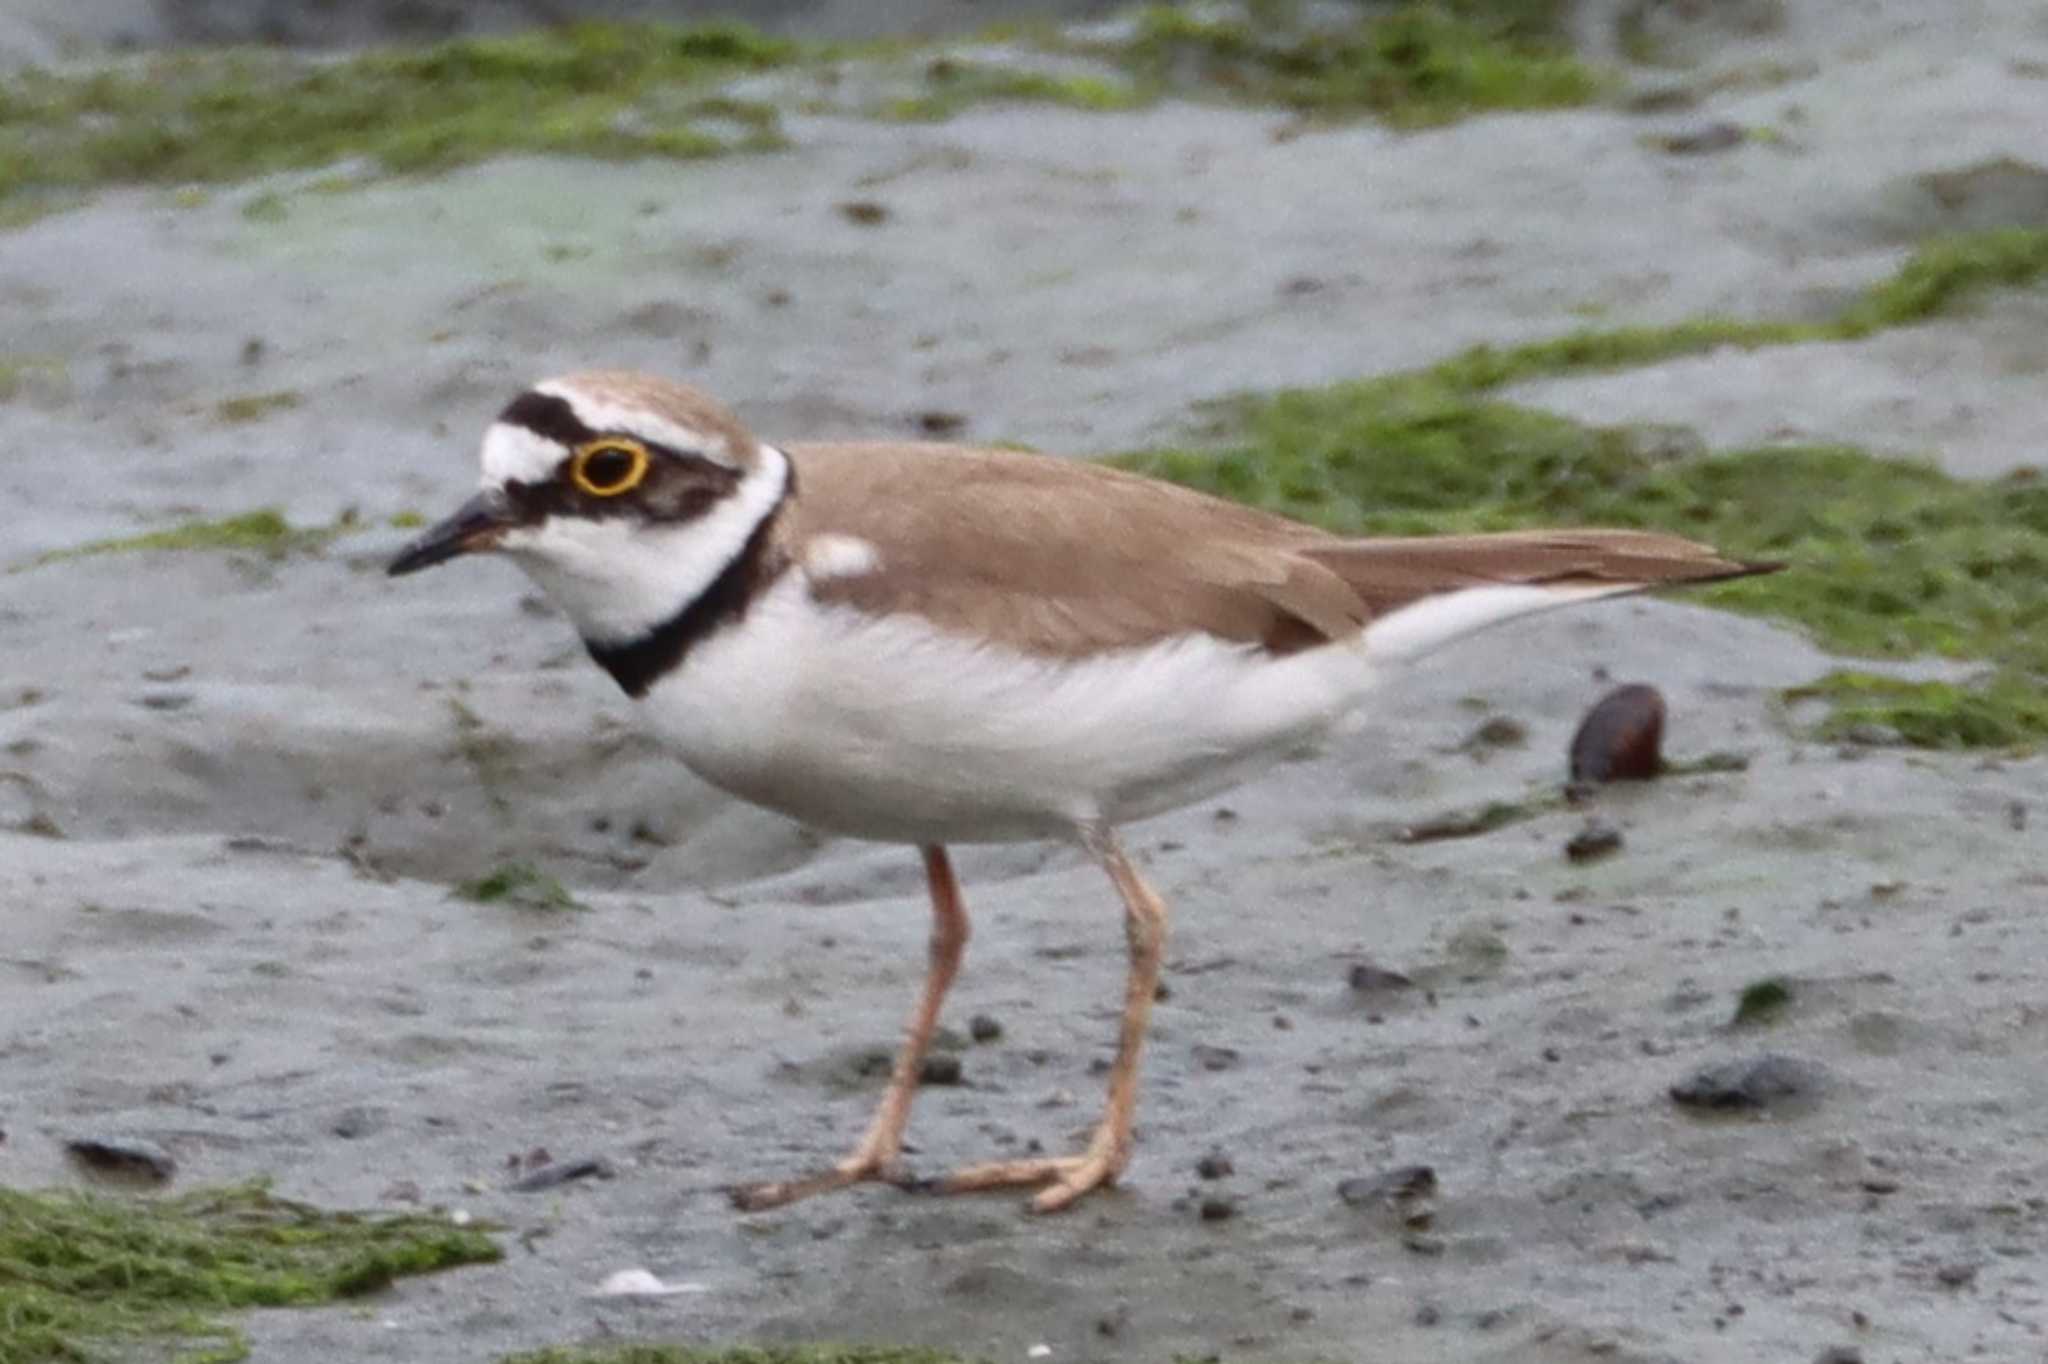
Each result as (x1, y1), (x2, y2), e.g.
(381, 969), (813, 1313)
(1412, 226), (2048, 395)
(1784, 671), (2048, 749)
(0, 22), (793, 209)
(213, 390), (302, 424)
(0, 6), (1606, 219)
(454, 861), (586, 913)
(17, 509), (336, 572)
(0, 1181), (499, 1364)
(878, 61), (1143, 122)
(503, 1349), (982, 1364)
(1732, 976), (1793, 1025)
(1109, 2), (1607, 127)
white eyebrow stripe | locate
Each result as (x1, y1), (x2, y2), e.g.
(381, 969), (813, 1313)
(480, 422), (568, 488)
(534, 381), (737, 470)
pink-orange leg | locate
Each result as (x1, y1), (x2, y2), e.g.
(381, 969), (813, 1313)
(932, 826), (1169, 1213)
(731, 845), (968, 1211)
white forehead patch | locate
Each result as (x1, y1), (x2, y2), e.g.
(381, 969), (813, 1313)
(479, 422), (568, 488)
(535, 380), (737, 470)
(803, 533), (883, 582)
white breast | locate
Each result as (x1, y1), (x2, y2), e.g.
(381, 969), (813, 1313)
(635, 574), (1382, 844)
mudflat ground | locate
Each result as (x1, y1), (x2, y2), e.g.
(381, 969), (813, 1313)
(3, 3), (2046, 1362)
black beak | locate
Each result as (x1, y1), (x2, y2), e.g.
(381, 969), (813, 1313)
(387, 490), (519, 577)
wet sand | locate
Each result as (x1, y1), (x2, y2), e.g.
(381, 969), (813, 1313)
(4, 3), (2047, 1361)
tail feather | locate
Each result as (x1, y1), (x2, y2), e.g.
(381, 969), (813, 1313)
(1299, 529), (1779, 662)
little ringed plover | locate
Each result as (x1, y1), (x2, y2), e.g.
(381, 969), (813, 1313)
(390, 370), (1775, 1213)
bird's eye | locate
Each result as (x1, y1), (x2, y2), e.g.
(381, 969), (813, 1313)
(569, 439), (649, 498)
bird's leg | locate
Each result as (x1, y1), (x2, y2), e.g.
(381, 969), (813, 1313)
(933, 826), (1168, 1213)
(730, 844), (969, 1211)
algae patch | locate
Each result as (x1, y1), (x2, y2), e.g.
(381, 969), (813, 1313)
(214, 390), (302, 424)
(0, 6), (1608, 217)
(0, 1181), (498, 1364)
(1732, 976), (1793, 1026)
(0, 22), (794, 208)
(1108, 2), (1606, 126)
(877, 60), (1143, 122)
(504, 1348), (983, 1364)
(455, 861), (586, 913)
(18, 508), (339, 572)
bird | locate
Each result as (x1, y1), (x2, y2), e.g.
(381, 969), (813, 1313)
(388, 370), (1775, 1213)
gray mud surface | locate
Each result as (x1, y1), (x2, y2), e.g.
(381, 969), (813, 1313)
(4, 3), (2047, 1361)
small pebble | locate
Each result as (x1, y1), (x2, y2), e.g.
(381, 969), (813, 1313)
(1196, 1151), (1235, 1180)
(1670, 1053), (1827, 1111)
(1934, 1261), (1979, 1289)
(507, 1156), (616, 1193)
(1813, 1347), (1864, 1364)
(1347, 961), (1414, 993)
(919, 1054), (963, 1085)
(1337, 1164), (1438, 1208)
(1198, 1195), (1236, 1222)
(1565, 821), (1624, 863)
(1649, 121), (1746, 155)
(590, 1268), (707, 1298)
(1569, 684), (1666, 782)
(968, 1013), (1003, 1043)
(837, 199), (889, 225)
(1192, 1043), (1241, 1072)
(65, 1136), (176, 1185)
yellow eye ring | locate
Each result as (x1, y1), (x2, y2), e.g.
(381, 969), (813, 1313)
(569, 438), (650, 498)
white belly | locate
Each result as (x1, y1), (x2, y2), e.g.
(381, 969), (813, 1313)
(632, 576), (1380, 844)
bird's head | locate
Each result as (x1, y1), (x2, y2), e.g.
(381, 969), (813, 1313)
(388, 371), (789, 645)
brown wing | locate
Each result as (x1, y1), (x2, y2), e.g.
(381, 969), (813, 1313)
(780, 442), (1368, 656)
(779, 443), (1775, 658)
(1300, 529), (1773, 615)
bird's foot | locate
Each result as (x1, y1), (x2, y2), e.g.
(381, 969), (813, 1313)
(728, 1152), (904, 1212)
(920, 1144), (1128, 1214)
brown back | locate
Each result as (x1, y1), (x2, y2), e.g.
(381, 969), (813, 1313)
(779, 442), (1770, 657)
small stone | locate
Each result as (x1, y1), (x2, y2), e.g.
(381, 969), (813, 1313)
(506, 1156), (616, 1193)
(1670, 1053), (1827, 1111)
(590, 1268), (706, 1298)
(919, 1054), (964, 1086)
(1347, 961), (1414, 993)
(1648, 121), (1746, 155)
(837, 199), (889, 225)
(1338, 1164), (1438, 1208)
(968, 1013), (1003, 1043)
(1196, 1150), (1235, 1180)
(1813, 1347), (1864, 1364)
(1198, 1195), (1236, 1221)
(1462, 715), (1528, 752)
(1569, 684), (1666, 783)
(1934, 1261), (1979, 1289)
(1565, 821), (1624, 863)
(1192, 1043), (1241, 1072)
(916, 410), (967, 437)
(65, 1136), (177, 1184)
